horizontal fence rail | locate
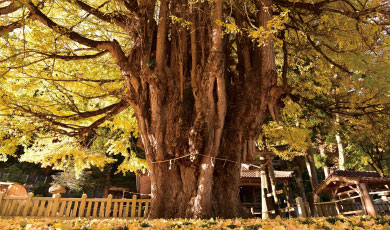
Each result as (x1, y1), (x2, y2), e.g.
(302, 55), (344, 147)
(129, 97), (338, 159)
(0, 193), (150, 218)
(295, 195), (390, 218)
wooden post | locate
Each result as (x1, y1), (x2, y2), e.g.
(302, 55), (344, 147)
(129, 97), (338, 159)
(51, 193), (61, 217)
(45, 197), (53, 217)
(78, 194), (87, 217)
(284, 181), (293, 218)
(332, 192), (340, 215)
(144, 201), (149, 217)
(22, 193), (34, 217)
(313, 193), (323, 217)
(307, 193), (317, 217)
(0, 192), (4, 209)
(296, 160), (308, 202)
(296, 197), (308, 218)
(112, 202), (118, 217)
(72, 200), (79, 217)
(260, 164), (269, 219)
(9, 199), (16, 216)
(313, 193), (320, 203)
(1, 197), (10, 216)
(98, 201), (104, 217)
(359, 183), (377, 215)
(317, 203), (324, 217)
(105, 194), (113, 217)
(130, 195), (137, 217)
(264, 188), (276, 218)
(267, 160), (279, 205)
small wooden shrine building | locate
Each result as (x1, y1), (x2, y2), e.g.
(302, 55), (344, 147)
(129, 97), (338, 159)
(313, 170), (390, 215)
(240, 163), (294, 205)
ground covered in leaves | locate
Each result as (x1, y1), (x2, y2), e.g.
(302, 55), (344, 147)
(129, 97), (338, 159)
(2, 216), (390, 229)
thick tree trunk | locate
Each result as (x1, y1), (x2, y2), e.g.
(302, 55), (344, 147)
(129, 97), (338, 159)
(335, 114), (345, 170)
(143, 123), (245, 218)
(305, 146), (319, 190)
(124, 0), (288, 219)
(103, 173), (110, 198)
(296, 159), (307, 202)
(319, 143), (330, 178)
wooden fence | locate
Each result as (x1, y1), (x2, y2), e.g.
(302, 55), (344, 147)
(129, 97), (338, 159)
(0, 193), (150, 218)
(295, 196), (390, 218)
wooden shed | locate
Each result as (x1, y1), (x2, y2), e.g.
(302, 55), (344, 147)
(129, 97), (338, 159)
(240, 163), (294, 186)
(313, 170), (390, 216)
(0, 182), (27, 197)
(239, 163), (294, 212)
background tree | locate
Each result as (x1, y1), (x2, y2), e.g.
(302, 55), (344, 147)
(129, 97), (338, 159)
(343, 112), (390, 176)
(0, 0), (389, 218)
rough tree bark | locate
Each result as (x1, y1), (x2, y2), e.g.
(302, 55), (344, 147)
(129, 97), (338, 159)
(296, 158), (308, 202)
(318, 139), (330, 178)
(128, 0), (289, 218)
(18, 0), (289, 218)
(305, 146), (319, 190)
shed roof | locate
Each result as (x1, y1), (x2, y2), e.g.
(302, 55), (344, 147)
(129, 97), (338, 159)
(240, 163), (294, 179)
(314, 170), (390, 195)
(330, 170), (380, 178)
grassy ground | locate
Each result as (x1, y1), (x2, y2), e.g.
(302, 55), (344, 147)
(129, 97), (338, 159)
(1, 215), (390, 229)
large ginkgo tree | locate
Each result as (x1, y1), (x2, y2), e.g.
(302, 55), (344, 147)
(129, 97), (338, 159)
(0, 0), (389, 218)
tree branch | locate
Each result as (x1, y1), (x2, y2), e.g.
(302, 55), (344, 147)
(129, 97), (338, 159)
(0, 2), (19, 15)
(73, 0), (132, 29)
(73, 100), (129, 136)
(10, 99), (129, 136)
(306, 35), (352, 74)
(275, 0), (337, 12)
(0, 20), (23, 34)
(278, 0), (390, 19)
(27, 2), (111, 50)
(118, 0), (139, 14)
(26, 2), (136, 86)
(63, 100), (129, 120)
(0, 11), (32, 34)
(43, 50), (109, 61)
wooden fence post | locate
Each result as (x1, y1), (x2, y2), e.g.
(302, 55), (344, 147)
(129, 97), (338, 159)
(50, 194), (61, 217)
(23, 193), (34, 217)
(105, 194), (113, 217)
(78, 194), (87, 217)
(0, 192), (4, 209)
(130, 195), (137, 217)
(316, 203), (324, 217)
(296, 197), (308, 218)
(307, 193), (317, 217)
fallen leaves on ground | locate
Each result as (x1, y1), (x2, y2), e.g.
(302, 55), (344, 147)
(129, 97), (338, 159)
(1, 215), (390, 230)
